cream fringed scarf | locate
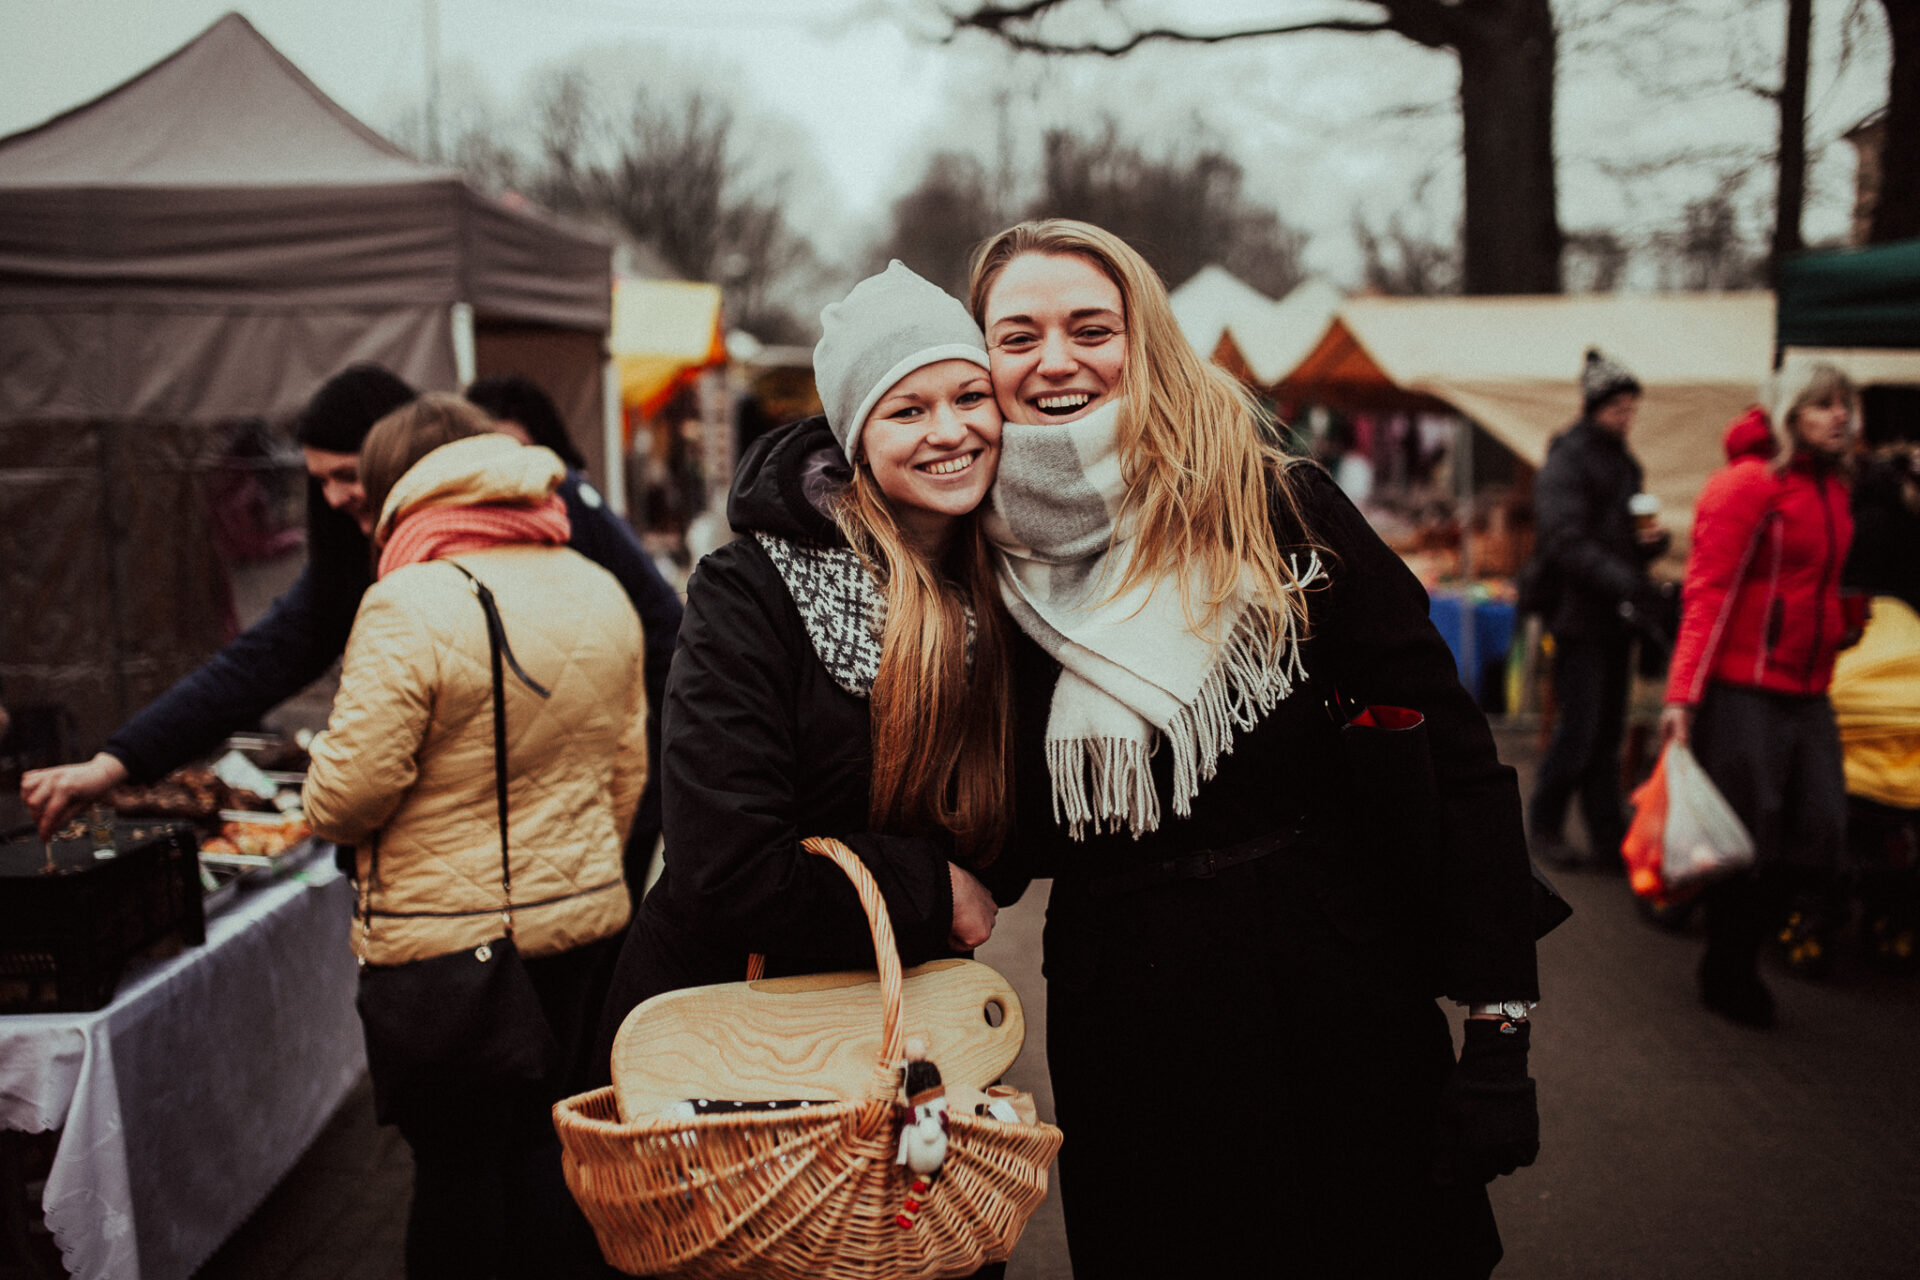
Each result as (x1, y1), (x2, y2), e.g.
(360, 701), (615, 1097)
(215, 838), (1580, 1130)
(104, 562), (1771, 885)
(982, 399), (1320, 839)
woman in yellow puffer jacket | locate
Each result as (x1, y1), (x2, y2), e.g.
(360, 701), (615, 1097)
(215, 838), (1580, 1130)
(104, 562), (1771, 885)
(305, 393), (645, 1278)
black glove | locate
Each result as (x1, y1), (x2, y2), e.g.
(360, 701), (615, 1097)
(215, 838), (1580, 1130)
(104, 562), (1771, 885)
(1432, 1018), (1539, 1185)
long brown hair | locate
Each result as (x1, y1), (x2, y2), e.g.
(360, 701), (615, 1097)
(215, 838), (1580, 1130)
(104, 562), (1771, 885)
(834, 467), (1013, 866)
(359, 392), (494, 540)
(968, 219), (1314, 646)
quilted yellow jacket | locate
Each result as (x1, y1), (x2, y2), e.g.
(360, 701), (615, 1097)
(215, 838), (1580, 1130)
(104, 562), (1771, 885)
(305, 436), (647, 966)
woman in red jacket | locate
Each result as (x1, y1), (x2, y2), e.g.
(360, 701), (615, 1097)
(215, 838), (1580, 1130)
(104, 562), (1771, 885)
(1662, 364), (1859, 1027)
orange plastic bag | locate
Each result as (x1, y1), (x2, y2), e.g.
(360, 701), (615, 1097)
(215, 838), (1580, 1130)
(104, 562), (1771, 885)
(1623, 749), (1671, 901)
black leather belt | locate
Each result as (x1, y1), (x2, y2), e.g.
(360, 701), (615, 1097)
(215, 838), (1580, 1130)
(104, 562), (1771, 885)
(1082, 823), (1304, 898)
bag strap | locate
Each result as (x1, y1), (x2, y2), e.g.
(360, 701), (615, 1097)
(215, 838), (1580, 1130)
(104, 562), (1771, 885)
(445, 560), (551, 937)
(357, 562), (551, 947)
(1686, 498), (1779, 704)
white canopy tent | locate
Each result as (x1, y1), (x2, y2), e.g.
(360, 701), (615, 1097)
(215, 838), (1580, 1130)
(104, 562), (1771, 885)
(1273, 292), (1777, 541)
(1170, 269), (1345, 388)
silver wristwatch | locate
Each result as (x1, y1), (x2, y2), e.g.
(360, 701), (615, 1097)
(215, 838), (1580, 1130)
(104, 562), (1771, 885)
(1469, 1000), (1535, 1022)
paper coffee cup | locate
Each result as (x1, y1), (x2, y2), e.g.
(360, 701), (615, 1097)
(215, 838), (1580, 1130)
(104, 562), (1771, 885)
(1629, 492), (1661, 531)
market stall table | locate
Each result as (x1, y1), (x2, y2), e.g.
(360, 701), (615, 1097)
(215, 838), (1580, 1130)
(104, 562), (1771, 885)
(0, 842), (364, 1280)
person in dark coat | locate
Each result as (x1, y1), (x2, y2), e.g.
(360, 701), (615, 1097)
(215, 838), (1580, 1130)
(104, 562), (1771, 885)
(466, 374), (685, 908)
(594, 263), (1022, 1090)
(1524, 348), (1671, 872)
(969, 220), (1539, 1280)
(20, 365), (682, 860)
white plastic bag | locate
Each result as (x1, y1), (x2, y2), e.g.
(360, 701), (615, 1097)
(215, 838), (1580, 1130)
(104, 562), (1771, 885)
(1660, 743), (1756, 893)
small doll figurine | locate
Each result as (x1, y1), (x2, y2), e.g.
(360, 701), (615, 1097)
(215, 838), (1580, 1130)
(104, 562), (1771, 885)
(895, 1036), (949, 1228)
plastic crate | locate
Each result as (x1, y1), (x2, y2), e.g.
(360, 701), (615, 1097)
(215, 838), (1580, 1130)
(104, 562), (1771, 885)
(0, 825), (206, 1014)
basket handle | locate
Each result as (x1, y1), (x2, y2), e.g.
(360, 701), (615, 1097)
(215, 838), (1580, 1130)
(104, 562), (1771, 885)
(744, 836), (906, 1104)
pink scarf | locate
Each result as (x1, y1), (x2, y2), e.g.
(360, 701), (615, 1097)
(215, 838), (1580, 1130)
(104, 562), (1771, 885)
(377, 495), (571, 579)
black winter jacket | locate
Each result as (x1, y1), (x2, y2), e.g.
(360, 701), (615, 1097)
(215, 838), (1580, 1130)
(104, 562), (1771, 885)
(1530, 419), (1664, 642)
(596, 417), (1015, 1053)
(1843, 449), (1920, 617)
(1010, 462), (1538, 1004)
(103, 471), (682, 794)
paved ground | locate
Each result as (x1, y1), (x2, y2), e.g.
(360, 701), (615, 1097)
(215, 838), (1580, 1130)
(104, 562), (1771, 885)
(173, 721), (1918, 1278)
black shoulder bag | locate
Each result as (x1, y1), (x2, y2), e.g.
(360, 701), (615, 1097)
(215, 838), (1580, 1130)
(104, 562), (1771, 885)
(355, 561), (561, 1124)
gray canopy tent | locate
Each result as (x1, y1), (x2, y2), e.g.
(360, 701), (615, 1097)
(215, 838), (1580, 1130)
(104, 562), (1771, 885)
(0, 12), (613, 755)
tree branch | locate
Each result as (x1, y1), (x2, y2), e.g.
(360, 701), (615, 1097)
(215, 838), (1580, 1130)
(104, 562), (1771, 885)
(940, 2), (1409, 56)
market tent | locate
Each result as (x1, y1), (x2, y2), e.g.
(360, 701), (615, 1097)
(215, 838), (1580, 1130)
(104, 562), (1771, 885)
(1776, 239), (1920, 390)
(1274, 292), (1776, 538)
(0, 12), (613, 753)
(1171, 269), (1344, 387)
(611, 279), (727, 430)
(1778, 238), (1920, 349)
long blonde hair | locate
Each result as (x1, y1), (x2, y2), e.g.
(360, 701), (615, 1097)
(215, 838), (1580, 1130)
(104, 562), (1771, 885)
(968, 219), (1313, 644)
(1770, 362), (1857, 475)
(834, 467), (1012, 866)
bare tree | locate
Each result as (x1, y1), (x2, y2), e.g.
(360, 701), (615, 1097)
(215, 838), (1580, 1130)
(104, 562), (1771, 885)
(1562, 229), (1630, 293)
(1871, 0), (1920, 242)
(441, 74), (819, 341)
(933, 0), (1562, 295)
(1028, 124), (1308, 296)
(1354, 212), (1461, 295)
(1647, 185), (1769, 291)
(875, 120), (1308, 300)
(878, 151), (1008, 296)
(1772, 0), (1813, 273)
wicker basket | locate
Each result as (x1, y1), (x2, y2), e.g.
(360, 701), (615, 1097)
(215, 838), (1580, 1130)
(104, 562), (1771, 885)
(554, 837), (1063, 1279)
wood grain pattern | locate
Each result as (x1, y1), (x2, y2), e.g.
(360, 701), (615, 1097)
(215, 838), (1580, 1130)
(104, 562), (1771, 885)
(610, 958), (1026, 1119)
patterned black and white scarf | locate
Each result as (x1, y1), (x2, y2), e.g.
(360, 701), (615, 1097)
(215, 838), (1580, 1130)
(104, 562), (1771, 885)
(755, 532), (887, 697)
(983, 399), (1320, 839)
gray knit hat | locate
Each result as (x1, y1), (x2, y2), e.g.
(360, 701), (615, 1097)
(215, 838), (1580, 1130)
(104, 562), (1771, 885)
(814, 260), (989, 460)
(1581, 347), (1642, 413)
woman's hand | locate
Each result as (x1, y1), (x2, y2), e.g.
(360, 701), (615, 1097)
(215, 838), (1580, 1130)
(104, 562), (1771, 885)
(21, 753), (130, 841)
(1659, 704), (1693, 748)
(948, 862), (999, 951)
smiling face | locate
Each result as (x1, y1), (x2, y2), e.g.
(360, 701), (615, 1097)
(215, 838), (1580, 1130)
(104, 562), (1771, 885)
(981, 252), (1128, 427)
(302, 447), (372, 535)
(860, 359), (1002, 554)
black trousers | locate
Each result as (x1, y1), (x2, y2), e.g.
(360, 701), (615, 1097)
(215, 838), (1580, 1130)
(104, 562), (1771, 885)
(1692, 683), (1848, 972)
(1530, 634), (1633, 858)
(384, 935), (623, 1280)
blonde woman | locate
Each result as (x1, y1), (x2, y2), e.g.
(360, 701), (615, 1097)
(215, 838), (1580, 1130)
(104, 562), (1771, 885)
(1662, 365), (1860, 1025)
(304, 394), (646, 1277)
(595, 264), (1019, 1104)
(971, 221), (1540, 1279)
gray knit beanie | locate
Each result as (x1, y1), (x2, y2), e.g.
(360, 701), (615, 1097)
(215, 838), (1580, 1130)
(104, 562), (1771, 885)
(1580, 347), (1642, 413)
(814, 260), (989, 460)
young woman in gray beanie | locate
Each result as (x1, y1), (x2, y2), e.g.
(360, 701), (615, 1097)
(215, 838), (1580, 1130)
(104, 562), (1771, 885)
(969, 220), (1541, 1279)
(593, 264), (1025, 1200)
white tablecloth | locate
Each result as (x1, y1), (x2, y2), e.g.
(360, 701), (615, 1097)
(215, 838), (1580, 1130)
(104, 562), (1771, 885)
(0, 845), (366, 1280)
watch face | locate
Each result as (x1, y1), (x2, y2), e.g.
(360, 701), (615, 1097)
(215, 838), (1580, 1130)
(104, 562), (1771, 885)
(1501, 1001), (1531, 1020)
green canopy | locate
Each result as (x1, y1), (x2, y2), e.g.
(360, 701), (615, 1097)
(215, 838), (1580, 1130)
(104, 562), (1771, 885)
(1777, 238), (1920, 350)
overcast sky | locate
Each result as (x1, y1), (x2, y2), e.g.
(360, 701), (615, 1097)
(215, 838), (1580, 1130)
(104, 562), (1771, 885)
(0, 0), (1893, 287)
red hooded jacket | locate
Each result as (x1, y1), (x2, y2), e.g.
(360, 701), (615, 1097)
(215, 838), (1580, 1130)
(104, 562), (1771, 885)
(1665, 442), (1854, 706)
(1721, 406), (1777, 464)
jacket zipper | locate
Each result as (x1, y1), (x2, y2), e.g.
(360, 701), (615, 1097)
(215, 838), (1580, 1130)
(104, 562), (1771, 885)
(1804, 476), (1838, 685)
(1753, 521), (1782, 685)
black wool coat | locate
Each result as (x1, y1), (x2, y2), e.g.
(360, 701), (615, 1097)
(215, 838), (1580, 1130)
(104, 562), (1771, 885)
(593, 418), (1018, 1070)
(1002, 462), (1535, 1279)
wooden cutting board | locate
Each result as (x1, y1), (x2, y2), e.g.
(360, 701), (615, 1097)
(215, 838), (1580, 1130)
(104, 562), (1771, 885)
(610, 958), (1025, 1120)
